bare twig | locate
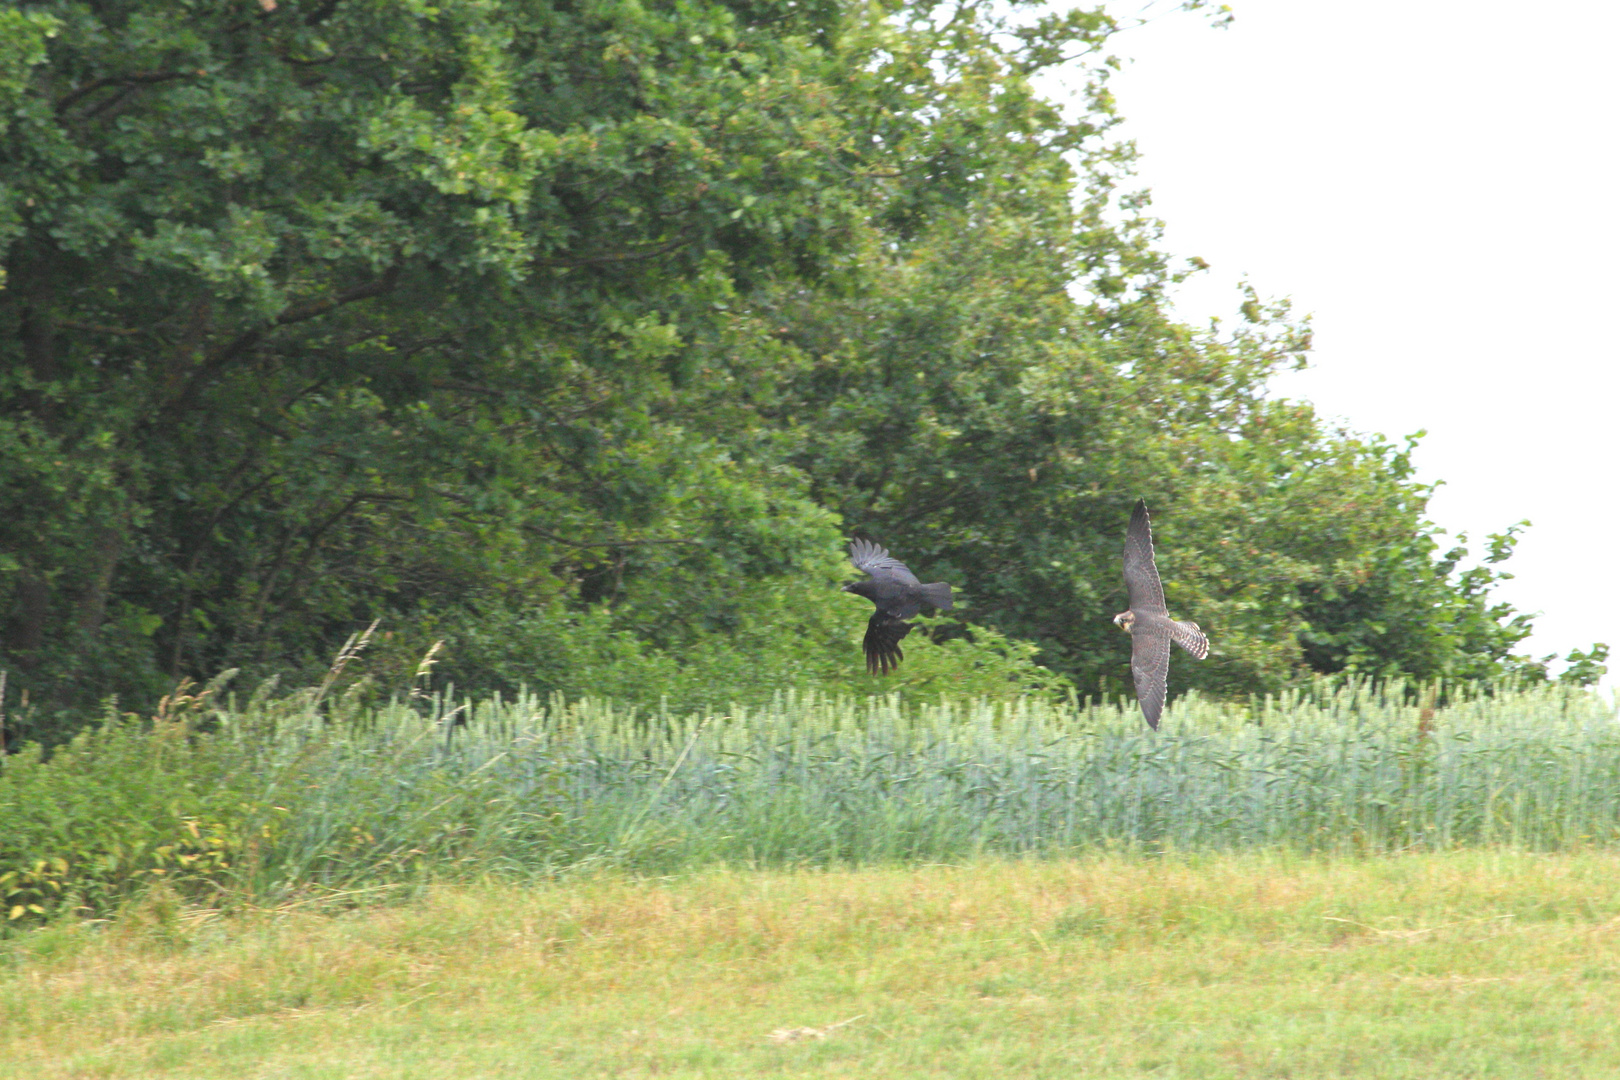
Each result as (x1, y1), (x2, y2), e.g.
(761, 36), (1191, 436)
(767, 1015), (865, 1043)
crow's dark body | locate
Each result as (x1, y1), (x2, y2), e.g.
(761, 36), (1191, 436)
(843, 539), (953, 675)
(1114, 500), (1208, 728)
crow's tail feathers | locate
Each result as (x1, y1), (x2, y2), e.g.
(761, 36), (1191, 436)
(920, 582), (953, 611)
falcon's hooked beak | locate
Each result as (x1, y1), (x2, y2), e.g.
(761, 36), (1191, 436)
(1113, 611), (1135, 633)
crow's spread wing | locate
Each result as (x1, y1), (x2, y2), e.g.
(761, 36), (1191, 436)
(1122, 500), (1167, 615)
(849, 538), (921, 587)
(863, 611), (913, 675)
(1130, 627), (1171, 729)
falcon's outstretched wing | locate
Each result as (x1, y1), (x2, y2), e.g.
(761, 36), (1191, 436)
(863, 611), (913, 675)
(1130, 630), (1171, 729)
(1122, 499), (1167, 615)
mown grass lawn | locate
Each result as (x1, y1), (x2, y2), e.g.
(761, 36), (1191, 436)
(8, 850), (1620, 1078)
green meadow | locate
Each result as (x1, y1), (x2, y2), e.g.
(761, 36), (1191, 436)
(9, 852), (1620, 1078)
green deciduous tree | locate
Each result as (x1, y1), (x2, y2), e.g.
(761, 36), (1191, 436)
(1, 0), (1587, 732)
(2, 0), (877, 714)
(670, 1), (1592, 698)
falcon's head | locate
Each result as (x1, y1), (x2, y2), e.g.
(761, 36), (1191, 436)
(1113, 610), (1135, 633)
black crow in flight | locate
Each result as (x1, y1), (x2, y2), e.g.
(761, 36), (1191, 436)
(843, 539), (954, 675)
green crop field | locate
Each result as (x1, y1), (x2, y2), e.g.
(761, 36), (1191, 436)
(9, 851), (1620, 1078)
(3, 680), (1619, 920)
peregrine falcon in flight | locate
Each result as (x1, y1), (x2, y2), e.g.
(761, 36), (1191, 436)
(843, 539), (954, 675)
(1113, 500), (1208, 728)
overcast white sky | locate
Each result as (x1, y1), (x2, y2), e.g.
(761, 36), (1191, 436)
(1067, 0), (1620, 678)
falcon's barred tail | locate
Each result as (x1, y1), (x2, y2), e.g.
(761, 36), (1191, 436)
(918, 582), (954, 611)
(1170, 620), (1209, 660)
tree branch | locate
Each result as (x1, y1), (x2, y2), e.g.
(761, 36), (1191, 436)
(56, 70), (193, 113)
(424, 485), (697, 549)
(534, 232), (696, 269)
(162, 268), (399, 420)
(274, 266), (400, 326)
(522, 524), (703, 549)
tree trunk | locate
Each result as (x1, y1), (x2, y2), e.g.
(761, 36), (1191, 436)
(8, 571), (50, 670)
(74, 522), (126, 638)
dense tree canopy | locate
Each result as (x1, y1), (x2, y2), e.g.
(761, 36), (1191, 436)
(0, 0), (1599, 731)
